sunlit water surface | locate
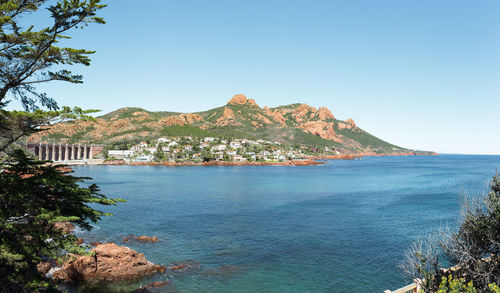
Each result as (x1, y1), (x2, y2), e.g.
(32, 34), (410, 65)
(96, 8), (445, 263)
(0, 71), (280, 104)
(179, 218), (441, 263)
(70, 155), (500, 292)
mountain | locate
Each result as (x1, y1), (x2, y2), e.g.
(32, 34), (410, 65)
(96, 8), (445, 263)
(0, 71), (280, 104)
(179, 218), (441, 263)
(27, 94), (426, 154)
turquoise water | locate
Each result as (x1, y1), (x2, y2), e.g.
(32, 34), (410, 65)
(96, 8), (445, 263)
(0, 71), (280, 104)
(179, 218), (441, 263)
(72, 155), (500, 292)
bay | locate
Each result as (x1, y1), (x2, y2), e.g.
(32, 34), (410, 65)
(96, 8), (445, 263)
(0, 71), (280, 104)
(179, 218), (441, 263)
(72, 154), (500, 292)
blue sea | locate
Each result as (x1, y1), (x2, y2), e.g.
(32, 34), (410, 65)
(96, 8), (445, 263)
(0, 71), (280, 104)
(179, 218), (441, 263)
(71, 154), (500, 292)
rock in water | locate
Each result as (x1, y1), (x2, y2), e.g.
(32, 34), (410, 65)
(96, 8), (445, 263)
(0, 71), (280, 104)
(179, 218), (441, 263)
(134, 281), (170, 292)
(53, 243), (165, 282)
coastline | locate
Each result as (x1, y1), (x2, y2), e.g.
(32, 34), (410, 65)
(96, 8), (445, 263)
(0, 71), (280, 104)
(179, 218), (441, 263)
(102, 159), (325, 166)
(306, 151), (439, 160)
(57, 152), (439, 167)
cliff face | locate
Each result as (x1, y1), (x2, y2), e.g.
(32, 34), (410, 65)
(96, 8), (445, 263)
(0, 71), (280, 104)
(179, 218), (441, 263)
(28, 94), (409, 154)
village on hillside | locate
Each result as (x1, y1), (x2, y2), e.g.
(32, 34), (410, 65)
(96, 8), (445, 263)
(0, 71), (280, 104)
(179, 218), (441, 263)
(105, 136), (337, 163)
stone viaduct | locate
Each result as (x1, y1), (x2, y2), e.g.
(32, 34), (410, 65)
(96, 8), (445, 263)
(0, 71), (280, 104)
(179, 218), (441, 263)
(25, 143), (104, 162)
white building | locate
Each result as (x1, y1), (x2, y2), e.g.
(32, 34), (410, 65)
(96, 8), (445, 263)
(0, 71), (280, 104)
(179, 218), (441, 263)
(212, 144), (226, 151)
(230, 141), (242, 149)
(108, 150), (135, 158)
(134, 155), (153, 162)
(146, 147), (157, 154)
(231, 154), (246, 162)
(158, 137), (171, 143)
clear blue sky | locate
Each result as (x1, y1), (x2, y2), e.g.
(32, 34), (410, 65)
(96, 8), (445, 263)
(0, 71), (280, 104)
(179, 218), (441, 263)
(15, 0), (500, 154)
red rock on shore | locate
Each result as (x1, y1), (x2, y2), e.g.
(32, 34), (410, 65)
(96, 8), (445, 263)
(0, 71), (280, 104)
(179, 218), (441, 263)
(307, 152), (439, 160)
(53, 222), (75, 234)
(123, 235), (159, 243)
(52, 243), (165, 283)
(201, 160), (323, 166)
(104, 160), (324, 167)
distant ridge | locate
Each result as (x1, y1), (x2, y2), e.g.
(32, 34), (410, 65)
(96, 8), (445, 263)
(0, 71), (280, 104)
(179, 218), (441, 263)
(28, 94), (432, 154)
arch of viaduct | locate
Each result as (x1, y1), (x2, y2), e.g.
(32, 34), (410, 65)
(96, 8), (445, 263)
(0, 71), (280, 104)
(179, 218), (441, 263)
(26, 143), (103, 162)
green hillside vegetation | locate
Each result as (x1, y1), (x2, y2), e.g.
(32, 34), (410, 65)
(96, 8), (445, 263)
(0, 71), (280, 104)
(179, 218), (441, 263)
(28, 96), (431, 155)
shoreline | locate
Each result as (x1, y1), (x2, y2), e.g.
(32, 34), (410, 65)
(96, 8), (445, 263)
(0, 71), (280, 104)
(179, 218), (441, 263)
(103, 159), (325, 166)
(306, 151), (439, 160)
(57, 152), (439, 167)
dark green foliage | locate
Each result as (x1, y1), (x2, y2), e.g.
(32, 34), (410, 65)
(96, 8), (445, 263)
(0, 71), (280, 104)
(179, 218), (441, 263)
(0, 0), (106, 110)
(402, 175), (500, 292)
(160, 125), (216, 138)
(0, 150), (124, 292)
(335, 124), (402, 153)
(289, 129), (341, 148)
(0, 107), (100, 152)
(0, 1), (114, 292)
(99, 107), (179, 121)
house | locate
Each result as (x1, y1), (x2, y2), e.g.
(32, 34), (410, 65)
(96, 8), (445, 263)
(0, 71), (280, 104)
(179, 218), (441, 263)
(203, 137), (215, 142)
(192, 153), (201, 159)
(184, 145), (193, 151)
(108, 150), (135, 159)
(212, 145), (226, 152)
(230, 141), (242, 149)
(134, 155), (153, 162)
(212, 151), (223, 160)
(259, 150), (271, 156)
(158, 137), (170, 143)
(200, 142), (210, 149)
(226, 150), (237, 156)
(168, 141), (177, 147)
(147, 147), (157, 153)
(161, 146), (170, 152)
(131, 145), (141, 151)
(231, 155), (246, 162)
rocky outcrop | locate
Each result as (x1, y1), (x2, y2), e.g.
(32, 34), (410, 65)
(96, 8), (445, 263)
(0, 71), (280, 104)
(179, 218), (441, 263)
(27, 93), (429, 154)
(134, 281), (170, 292)
(317, 107), (334, 120)
(201, 160), (324, 166)
(292, 104), (317, 122)
(298, 120), (343, 143)
(346, 118), (356, 128)
(227, 94), (259, 107)
(52, 243), (165, 283)
(215, 107), (241, 126)
(122, 235), (159, 243)
(264, 107), (287, 126)
(53, 222), (74, 235)
(247, 98), (258, 107)
(167, 260), (201, 273)
(158, 113), (204, 127)
(227, 94), (248, 105)
(37, 261), (54, 276)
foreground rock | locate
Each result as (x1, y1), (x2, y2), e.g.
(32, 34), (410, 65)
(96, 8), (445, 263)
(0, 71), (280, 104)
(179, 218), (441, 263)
(53, 222), (75, 234)
(53, 243), (165, 282)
